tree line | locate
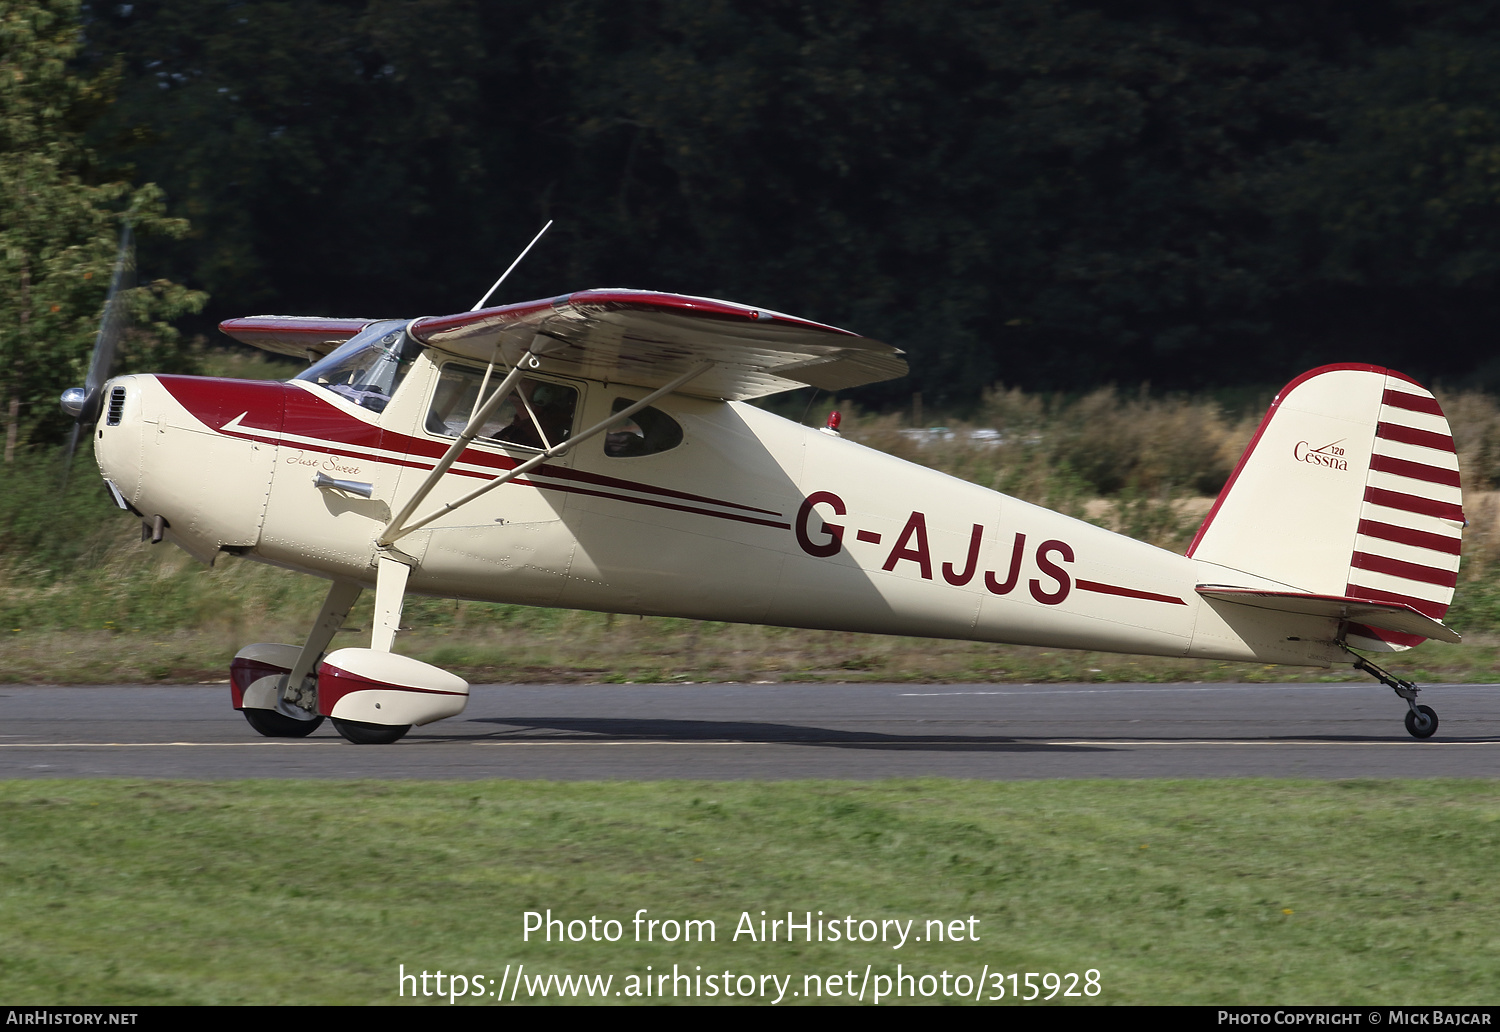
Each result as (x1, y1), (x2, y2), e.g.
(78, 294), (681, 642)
(10, 0), (1500, 452)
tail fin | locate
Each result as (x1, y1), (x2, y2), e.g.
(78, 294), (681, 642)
(1188, 364), (1463, 651)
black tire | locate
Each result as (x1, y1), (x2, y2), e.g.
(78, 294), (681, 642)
(331, 717), (411, 745)
(243, 707), (324, 738)
(1404, 705), (1439, 739)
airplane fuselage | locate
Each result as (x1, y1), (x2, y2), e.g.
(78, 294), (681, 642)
(94, 349), (1345, 668)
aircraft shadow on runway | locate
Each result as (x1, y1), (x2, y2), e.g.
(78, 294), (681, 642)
(447, 716), (1106, 751)
(427, 716), (1493, 750)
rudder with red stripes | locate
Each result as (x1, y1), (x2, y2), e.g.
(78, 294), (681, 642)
(1187, 364), (1463, 651)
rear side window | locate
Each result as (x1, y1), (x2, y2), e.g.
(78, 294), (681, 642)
(605, 397), (683, 457)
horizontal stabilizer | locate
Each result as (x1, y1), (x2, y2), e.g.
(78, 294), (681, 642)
(1196, 586), (1461, 644)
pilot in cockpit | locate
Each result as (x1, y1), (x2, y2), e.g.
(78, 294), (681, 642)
(496, 383), (574, 449)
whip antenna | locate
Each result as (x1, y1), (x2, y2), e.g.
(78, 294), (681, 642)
(471, 220), (553, 311)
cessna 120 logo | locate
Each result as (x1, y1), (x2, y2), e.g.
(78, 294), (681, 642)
(1293, 439), (1348, 471)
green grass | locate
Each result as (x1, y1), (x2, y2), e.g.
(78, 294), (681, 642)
(2, 779), (1497, 1005)
(0, 522), (1493, 685)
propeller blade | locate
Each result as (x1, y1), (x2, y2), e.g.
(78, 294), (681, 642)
(60, 422), (83, 489)
(61, 222), (135, 485)
(85, 223), (135, 402)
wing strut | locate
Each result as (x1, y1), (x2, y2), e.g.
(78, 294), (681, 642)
(377, 360), (714, 546)
(379, 346), (533, 543)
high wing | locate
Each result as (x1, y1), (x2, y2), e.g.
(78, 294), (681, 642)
(411, 289), (906, 400)
(223, 290), (907, 400)
(218, 316), (376, 361)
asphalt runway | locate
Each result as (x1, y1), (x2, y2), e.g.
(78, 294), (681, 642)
(4, 680), (1500, 780)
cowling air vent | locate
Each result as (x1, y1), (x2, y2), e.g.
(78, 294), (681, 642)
(106, 386), (126, 426)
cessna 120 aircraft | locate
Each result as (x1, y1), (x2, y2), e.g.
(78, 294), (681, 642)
(62, 253), (1465, 744)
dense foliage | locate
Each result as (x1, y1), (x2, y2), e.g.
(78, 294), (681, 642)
(0, 0), (203, 452)
(62, 0), (1500, 410)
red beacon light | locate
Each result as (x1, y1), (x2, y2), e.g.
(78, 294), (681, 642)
(820, 410), (842, 437)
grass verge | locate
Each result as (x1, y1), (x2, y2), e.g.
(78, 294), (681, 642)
(2, 779), (1498, 1005)
(0, 528), (1494, 685)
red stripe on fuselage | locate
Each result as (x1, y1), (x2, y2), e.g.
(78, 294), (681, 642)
(154, 375), (787, 526)
(281, 381), (782, 514)
(156, 376), (290, 435)
(1075, 580), (1186, 605)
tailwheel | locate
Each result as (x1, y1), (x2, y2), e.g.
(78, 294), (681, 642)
(1404, 705), (1439, 740)
(243, 707), (324, 738)
(1350, 653), (1440, 740)
(331, 718), (411, 745)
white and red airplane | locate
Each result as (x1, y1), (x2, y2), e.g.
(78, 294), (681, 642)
(66, 286), (1464, 743)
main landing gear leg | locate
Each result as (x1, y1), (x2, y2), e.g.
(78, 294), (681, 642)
(317, 554), (468, 745)
(328, 554), (415, 746)
(235, 579), (361, 738)
(284, 580), (364, 716)
(1350, 654), (1439, 739)
(370, 552), (410, 654)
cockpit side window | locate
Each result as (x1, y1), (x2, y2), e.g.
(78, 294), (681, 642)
(425, 363), (577, 451)
(605, 397), (684, 457)
(295, 320), (418, 413)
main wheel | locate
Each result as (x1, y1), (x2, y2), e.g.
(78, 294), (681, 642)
(331, 717), (411, 745)
(243, 707), (324, 738)
(1404, 705), (1439, 739)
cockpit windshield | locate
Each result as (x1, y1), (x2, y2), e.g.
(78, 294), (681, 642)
(294, 319), (419, 412)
